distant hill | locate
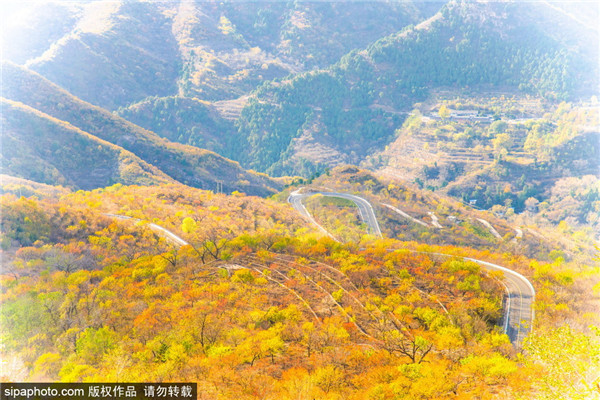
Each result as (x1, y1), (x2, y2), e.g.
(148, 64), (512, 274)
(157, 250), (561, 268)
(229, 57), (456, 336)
(2, 63), (281, 195)
(6, 1), (595, 180)
(20, 1), (181, 110)
(2, 1), (438, 166)
(1, 2), (79, 65)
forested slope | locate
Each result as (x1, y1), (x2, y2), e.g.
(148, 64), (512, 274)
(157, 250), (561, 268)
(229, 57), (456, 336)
(115, 96), (236, 157)
(234, 1), (599, 175)
(1, 99), (173, 189)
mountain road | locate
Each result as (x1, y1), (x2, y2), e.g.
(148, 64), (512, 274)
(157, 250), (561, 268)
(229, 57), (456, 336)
(288, 190), (383, 237)
(287, 189), (535, 347)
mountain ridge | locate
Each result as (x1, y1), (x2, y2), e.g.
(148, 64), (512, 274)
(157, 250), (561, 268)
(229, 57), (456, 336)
(1, 98), (174, 189)
(2, 62), (281, 195)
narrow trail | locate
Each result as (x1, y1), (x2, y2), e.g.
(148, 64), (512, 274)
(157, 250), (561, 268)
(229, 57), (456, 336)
(428, 212), (443, 228)
(476, 218), (502, 239)
(383, 203), (429, 227)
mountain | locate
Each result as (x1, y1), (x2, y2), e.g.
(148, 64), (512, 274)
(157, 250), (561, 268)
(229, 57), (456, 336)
(233, 0), (599, 175)
(10, 1), (181, 111)
(2, 62), (281, 195)
(6, 1), (595, 180)
(2, 1), (597, 221)
(1, 1), (599, 395)
(3, 1), (438, 110)
(1, 0), (439, 159)
(1, 0), (440, 174)
(0, 2), (79, 65)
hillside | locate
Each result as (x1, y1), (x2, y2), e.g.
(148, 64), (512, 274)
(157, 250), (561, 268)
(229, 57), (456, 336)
(4, 1), (596, 186)
(22, 1), (181, 111)
(1, 99), (174, 190)
(1, 183), (597, 398)
(0, 175), (71, 199)
(0, 0), (438, 156)
(0, 2), (79, 65)
(170, 1), (438, 101)
(234, 1), (599, 176)
(2, 62), (281, 196)
(365, 94), (600, 234)
(284, 166), (598, 262)
(115, 96), (236, 157)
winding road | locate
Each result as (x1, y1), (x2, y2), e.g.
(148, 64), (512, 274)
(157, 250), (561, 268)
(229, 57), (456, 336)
(287, 189), (535, 347)
(288, 189), (383, 237)
(464, 257), (535, 345)
(106, 190), (535, 347)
